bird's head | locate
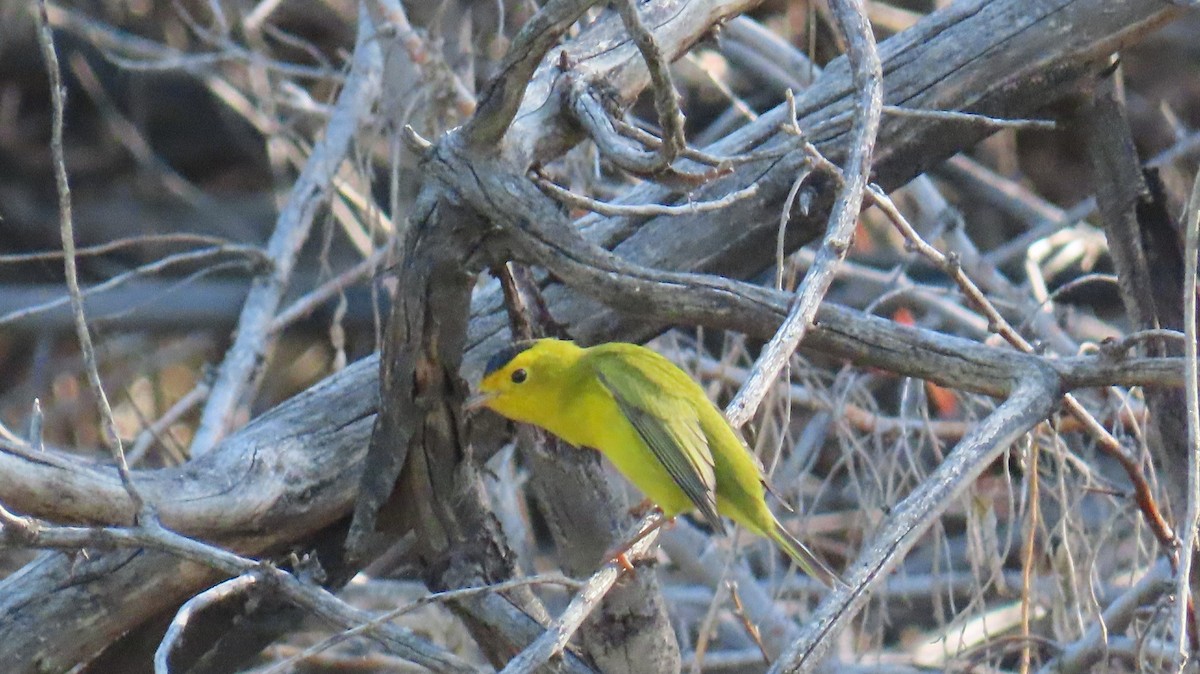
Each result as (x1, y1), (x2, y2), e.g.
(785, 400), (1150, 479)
(468, 338), (583, 425)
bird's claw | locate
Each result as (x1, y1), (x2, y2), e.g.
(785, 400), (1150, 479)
(627, 498), (660, 518)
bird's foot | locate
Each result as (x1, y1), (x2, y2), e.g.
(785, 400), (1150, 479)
(627, 498), (660, 519)
(604, 512), (674, 576)
(604, 539), (642, 576)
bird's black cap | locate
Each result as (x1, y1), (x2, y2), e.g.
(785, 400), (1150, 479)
(483, 340), (536, 377)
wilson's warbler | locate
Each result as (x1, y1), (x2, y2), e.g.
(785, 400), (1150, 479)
(471, 338), (843, 588)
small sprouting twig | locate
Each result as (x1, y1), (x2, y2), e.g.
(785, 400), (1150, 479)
(776, 160), (817, 289)
(34, 0), (145, 516)
(724, 0), (882, 428)
(613, 0), (686, 169)
(189, 6), (383, 456)
(1174, 168), (1200, 670)
(533, 171), (759, 217)
(727, 580), (770, 663)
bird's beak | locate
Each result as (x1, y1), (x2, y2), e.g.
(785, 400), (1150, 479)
(464, 390), (495, 413)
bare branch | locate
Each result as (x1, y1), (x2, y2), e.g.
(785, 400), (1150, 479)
(0, 511), (478, 673)
(1176, 166), (1200, 668)
(870, 186), (1178, 549)
(189, 6), (383, 455)
(499, 512), (665, 674)
(772, 367), (1062, 672)
(613, 0), (686, 168)
(724, 0), (882, 427)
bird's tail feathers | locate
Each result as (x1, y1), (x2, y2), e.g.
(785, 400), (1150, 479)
(771, 519), (847, 589)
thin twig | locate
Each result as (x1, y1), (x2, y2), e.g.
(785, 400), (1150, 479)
(725, 0), (882, 427)
(688, 536), (738, 674)
(0, 233), (246, 265)
(34, 0), (145, 515)
(127, 381), (211, 465)
(0, 245), (266, 327)
(726, 580), (770, 663)
(882, 105), (1056, 131)
(1019, 437), (1041, 674)
(69, 53), (209, 205)
(269, 246), (389, 334)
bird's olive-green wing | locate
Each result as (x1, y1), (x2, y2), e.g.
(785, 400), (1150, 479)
(592, 355), (726, 534)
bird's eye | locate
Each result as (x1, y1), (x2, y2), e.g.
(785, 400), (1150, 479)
(511, 368), (528, 384)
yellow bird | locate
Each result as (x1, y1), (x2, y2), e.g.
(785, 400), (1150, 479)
(471, 338), (843, 588)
